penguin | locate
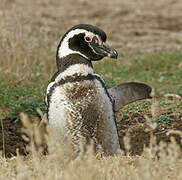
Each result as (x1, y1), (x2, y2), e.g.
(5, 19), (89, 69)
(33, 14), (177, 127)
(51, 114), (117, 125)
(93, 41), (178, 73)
(45, 24), (121, 156)
(45, 24), (152, 157)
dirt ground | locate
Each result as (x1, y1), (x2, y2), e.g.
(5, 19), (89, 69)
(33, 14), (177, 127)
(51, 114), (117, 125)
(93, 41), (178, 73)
(1, 113), (182, 157)
(117, 112), (182, 155)
(0, 0), (182, 157)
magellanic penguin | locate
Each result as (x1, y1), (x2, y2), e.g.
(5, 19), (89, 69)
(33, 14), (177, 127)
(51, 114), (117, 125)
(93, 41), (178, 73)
(45, 24), (121, 157)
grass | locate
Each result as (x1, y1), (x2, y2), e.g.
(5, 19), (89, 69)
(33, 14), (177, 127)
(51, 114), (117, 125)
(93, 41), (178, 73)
(0, 110), (5, 157)
(153, 115), (173, 126)
(0, 113), (182, 179)
(0, 81), (46, 121)
(1, 50), (181, 121)
(1, 138), (182, 180)
(95, 51), (182, 96)
(0, 0), (182, 179)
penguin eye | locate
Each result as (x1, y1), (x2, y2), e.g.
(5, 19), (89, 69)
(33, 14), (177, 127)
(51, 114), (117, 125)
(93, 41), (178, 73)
(84, 36), (92, 42)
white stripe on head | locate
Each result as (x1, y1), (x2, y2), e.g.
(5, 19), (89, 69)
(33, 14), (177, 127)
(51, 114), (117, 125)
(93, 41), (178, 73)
(55, 64), (94, 83)
(58, 29), (95, 59)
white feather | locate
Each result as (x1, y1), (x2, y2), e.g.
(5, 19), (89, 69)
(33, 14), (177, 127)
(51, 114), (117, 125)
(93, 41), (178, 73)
(55, 64), (93, 83)
(48, 85), (70, 138)
(58, 29), (95, 58)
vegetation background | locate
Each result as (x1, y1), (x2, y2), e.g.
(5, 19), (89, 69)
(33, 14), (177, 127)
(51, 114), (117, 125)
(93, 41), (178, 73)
(0, 0), (182, 179)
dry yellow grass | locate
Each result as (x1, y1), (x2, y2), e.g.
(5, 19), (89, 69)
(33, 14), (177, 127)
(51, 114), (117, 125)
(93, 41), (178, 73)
(0, 112), (181, 180)
(0, 118), (182, 180)
(0, 0), (182, 179)
(1, 0), (182, 82)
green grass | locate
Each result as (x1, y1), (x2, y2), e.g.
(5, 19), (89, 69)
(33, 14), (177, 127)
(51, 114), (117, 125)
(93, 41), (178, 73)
(95, 51), (182, 96)
(0, 81), (46, 121)
(0, 51), (181, 121)
(153, 115), (173, 126)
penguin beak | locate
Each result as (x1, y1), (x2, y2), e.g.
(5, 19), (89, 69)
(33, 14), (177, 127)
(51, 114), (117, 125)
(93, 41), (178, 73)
(90, 37), (118, 59)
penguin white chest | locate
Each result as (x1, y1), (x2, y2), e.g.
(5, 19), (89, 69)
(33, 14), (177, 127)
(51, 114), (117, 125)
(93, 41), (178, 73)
(48, 77), (121, 155)
(48, 78), (113, 138)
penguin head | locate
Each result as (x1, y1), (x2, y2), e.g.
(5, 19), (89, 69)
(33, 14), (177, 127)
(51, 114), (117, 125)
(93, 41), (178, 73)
(56, 24), (118, 62)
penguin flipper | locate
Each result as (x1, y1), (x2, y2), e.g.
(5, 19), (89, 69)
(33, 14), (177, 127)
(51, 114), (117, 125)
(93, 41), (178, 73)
(108, 82), (152, 111)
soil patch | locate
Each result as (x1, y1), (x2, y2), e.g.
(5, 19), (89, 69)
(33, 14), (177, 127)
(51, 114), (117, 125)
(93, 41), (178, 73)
(0, 118), (28, 158)
(117, 113), (182, 155)
(0, 114), (181, 158)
